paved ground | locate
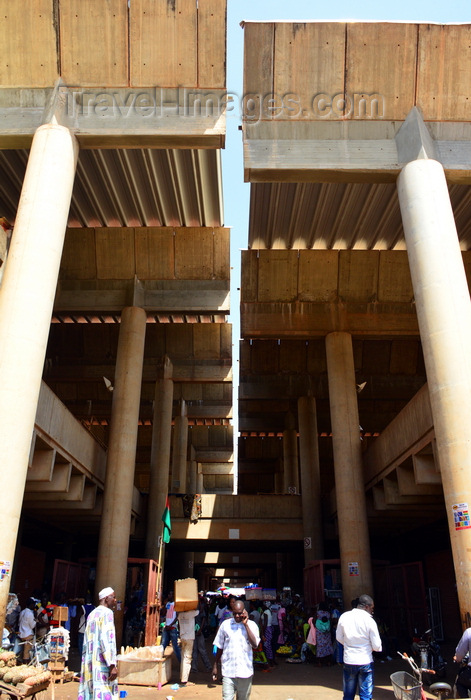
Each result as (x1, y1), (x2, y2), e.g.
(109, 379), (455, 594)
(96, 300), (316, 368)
(44, 641), (459, 700)
(48, 655), (439, 700)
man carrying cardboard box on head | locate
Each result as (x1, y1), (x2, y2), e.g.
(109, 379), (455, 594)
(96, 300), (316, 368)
(160, 592), (181, 664)
(173, 578), (199, 686)
(178, 606), (198, 686)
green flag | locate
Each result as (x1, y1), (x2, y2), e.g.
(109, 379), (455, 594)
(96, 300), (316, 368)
(162, 496), (171, 544)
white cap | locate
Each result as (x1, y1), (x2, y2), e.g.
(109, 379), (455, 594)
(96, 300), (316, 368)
(98, 587), (114, 600)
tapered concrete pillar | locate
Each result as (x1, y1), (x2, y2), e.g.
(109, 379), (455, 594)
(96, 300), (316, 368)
(145, 357), (174, 559)
(283, 414), (299, 494)
(398, 158), (471, 624)
(298, 396), (324, 564)
(172, 401), (189, 493)
(326, 332), (373, 604)
(95, 306), (147, 644)
(0, 124), (78, 628)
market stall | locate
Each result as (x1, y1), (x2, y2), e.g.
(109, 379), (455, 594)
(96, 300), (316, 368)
(117, 646), (173, 689)
(0, 652), (52, 700)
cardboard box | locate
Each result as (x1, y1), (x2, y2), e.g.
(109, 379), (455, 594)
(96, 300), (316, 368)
(174, 577), (198, 612)
(52, 606), (68, 622)
(118, 647), (172, 687)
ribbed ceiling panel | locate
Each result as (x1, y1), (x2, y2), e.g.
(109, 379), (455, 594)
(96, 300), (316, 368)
(248, 182), (471, 251)
(0, 147), (223, 228)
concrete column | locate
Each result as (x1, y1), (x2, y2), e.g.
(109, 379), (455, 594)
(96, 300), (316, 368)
(326, 332), (373, 604)
(283, 414), (299, 493)
(274, 460), (284, 494)
(182, 552), (194, 579)
(0, 124), (78, 627)
(196, 467), (204, 494)
(172, 401), (189, 493)
(398, 158), (471, 624)
(188, 445), (197, 494)
(298, 396), (324, 564)
(276, 553), (284, 591)
(95, 306), (147, 643)
(145, 357), (174, 559)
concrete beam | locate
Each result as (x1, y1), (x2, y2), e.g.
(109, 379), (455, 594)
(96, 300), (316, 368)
(413, 453), (441, 485)
(24, 463), (71, 493)
(172, 519), (303, 540)
(243, 120), (471, 185)
(47, 362), (232, 384)
(35, 381), (107, 486)
(396, 464), (442, 496)
(27, 448), (55, 481)
(372, 484), (441, 512)
(25, 483), (97, 509)
(239, 374), (424, 401)
(184, 405), (233, 420)
(24, 486), (142, 517)
(194, 450), (233, 463)
(194, 551), (277, 564)
(363, 383), (434, 489)
(241, 302), (419, 338)
(0, 87), (226, 149)
(198, 463), (234, 475)
(382, 475), (442, 506)
(55, 284), (230, 315)
(244, 137), (400, 184)
(23, 475), (87, 502)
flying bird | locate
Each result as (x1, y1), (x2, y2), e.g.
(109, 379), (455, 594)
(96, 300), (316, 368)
(103, 376), (114, 393)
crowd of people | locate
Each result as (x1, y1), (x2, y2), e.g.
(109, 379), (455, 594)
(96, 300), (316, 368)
(1, 586), (391, 700)
(158, 590), (383, 700)
(4, 590), (94, 661)
(200, 591), (341, 669)
(157, 589), (371, 691)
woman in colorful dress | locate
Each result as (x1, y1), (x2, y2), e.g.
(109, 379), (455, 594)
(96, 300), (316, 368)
(315, 602), (333, 666)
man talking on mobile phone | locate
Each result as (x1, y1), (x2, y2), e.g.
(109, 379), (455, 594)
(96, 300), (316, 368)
(212, 599), (260, 700)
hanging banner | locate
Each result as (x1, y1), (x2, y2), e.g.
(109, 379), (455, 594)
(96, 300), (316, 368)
(452, 503), (471, 530)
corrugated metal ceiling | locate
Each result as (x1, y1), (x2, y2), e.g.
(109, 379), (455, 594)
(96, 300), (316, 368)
(0, 147), (223, 228)
(248, 182), (471, 250)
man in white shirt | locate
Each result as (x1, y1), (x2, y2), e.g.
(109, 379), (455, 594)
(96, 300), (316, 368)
(336, 594), (382, 700)
(178, 607), (198, 687)
(213, 600), (260, 700)
(18, 598), (36, 661)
